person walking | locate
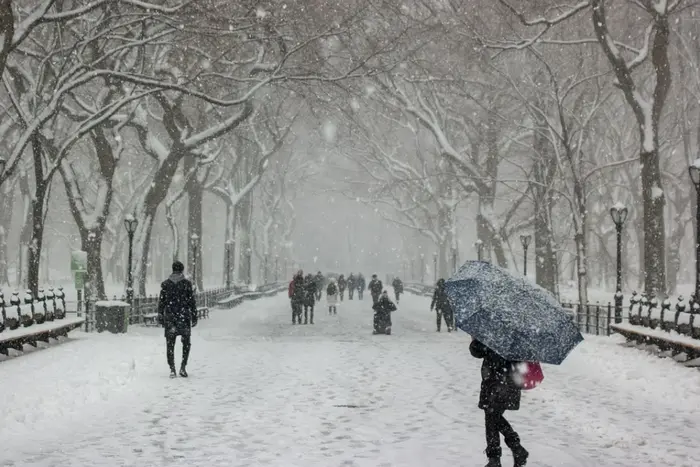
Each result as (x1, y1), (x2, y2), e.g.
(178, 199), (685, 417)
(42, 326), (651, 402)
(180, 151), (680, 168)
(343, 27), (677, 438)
(430, 278), (454, 332)
(392, 276), (404, 303)
(337, 274), (347, 301)
(157, 261), (198, 378)
(303, 273), (317, 324)
(326, 277), (339, 314)
(368, 274), (383, 304)
(357, 273), (366, 300)
(314, 271), (324, 301)
(289, 270), (305, 324)
(347, 273), (356, 300)
(470, 338), (528, 467)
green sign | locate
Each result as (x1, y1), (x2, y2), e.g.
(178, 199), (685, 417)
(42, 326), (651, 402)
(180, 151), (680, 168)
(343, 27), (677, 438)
(71, 251), (88, 273)
(74, 271), (86, 290)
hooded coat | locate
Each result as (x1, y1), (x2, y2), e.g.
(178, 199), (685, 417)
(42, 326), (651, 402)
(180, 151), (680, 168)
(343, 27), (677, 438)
(337, 275), (347, 292)
(469, 339), (521, 412)
(430, 279), (452, 311)
(158, 273), (197, 337)
(303, 275), (317, 306)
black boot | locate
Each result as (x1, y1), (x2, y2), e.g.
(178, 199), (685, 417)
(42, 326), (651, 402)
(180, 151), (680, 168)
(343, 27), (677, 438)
(170, 367), (177, 378)
(179, 366), (188, 378)
(485, 447), (502, 467)
(310, 309), (314, 324)
(505, 438), (528, 467)
(304, 309), (308, 324)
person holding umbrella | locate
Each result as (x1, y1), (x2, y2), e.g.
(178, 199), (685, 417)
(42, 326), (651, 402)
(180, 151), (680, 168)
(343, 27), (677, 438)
(470, 338), (527, 467)
(445, 261), (583, 467)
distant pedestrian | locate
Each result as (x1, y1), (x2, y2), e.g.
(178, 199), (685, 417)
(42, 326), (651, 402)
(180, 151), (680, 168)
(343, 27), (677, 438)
(337, 274), (347, 301)
(314, 271), (324, 301)
(347, 273), (356, 300)
(326, 278), (339, 315)
(430, 278), (454, 332)
(368, 274), (383, 304)
(303, 273), (317, 324)
(470, 338), (528, 467)
(157, 261), (197, 378)
(357, 273), (366, 300)
(392, 277), (404, 303)
(289, 270), (305, 324)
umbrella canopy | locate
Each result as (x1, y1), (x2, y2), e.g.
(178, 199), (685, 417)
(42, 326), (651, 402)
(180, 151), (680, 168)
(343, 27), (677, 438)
(446, 261), (583, 365)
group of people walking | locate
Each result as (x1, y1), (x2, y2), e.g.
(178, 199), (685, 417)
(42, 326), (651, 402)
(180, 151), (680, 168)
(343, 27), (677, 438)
(154, 260), (529, 466)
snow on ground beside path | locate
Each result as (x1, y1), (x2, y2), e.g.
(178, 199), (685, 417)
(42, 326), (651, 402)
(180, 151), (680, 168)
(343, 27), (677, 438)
(1, 291), (699, 466)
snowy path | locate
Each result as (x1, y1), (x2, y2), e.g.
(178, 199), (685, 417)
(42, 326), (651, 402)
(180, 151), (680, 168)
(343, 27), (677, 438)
(1, 292), (700, 466)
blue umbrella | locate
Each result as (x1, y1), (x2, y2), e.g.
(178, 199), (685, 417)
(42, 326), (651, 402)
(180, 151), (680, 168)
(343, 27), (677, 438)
(445, 261), (583, 365)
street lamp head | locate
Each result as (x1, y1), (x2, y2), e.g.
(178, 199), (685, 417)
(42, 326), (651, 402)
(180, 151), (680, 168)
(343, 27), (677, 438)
(123, 213), (138, 234)
(610, 202), (628, 227)
(519, 234), (532, 248)
(690, 161), (700, 187)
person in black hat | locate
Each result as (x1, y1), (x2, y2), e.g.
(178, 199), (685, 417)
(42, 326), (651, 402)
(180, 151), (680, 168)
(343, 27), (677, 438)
(158, 261), (198, 378)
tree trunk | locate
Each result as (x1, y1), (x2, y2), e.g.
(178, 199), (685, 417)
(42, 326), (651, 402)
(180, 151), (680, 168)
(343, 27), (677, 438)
(27, 137), (49, 295)
(640, 149), (666, 295)
(186, 164), (204, 290)
(237, 193), (253, 283)
(82, 229), (106, 299)
(0, 177), (15, 286)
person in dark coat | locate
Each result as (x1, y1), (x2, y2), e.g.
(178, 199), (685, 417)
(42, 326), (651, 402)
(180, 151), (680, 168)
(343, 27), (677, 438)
(356, 273), (366, 300)
(303, 273), (317, 324)
(314, 271), (324, 301)
(347, 273), (356, 300)
(290, 270), (305, 324)
(391, 277), (404, 303)
(157, 261), (197, 378)
(368, 274), (383, 304)
(372, 290), (397, 334)
(470, 339), (528, 467)
(430, 278), (454, 332)
(337, 274), (347, 301)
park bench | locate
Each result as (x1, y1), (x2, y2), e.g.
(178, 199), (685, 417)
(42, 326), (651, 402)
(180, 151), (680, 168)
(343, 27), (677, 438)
(609, 292), (700, 366)
(0, 287), (84, 356)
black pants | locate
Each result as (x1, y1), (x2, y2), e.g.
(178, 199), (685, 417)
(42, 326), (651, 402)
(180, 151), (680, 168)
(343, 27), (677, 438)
(484, 409), (519, 457)
(339, 289), (345, 301)
(328, 305), (337, 314)
(166, 334), (191, 371)
(357, 289), (363, 299)
(348, 288), (354, 299)
(394, 291), (401, 302)
(315, 290), (322, 301)
(371, 293), (380, 304)
(436, 307), (453, 330)
(304, 305), (314, 323)
(292, 302), (303, 323)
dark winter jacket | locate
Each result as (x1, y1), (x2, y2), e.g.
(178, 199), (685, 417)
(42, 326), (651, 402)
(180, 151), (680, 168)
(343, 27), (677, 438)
(368, 278), (383, 295)
(356, 275), (366, 290)
(337, 275), (347, 291)
(314, 273), (324, 288)
(372, 295), (397, 314)
(392, 278), (403, 293)
(347, 274), (356, 289)
(303, 276), (317, 306)
(158, 273), (197, 337)
(431, 280), (451, 311)
(469, 339), (521, 412)
(291, 275), (305, 304)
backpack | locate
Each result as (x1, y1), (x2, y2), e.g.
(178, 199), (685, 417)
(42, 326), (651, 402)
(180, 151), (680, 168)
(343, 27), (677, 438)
(512, 361), (544, 390)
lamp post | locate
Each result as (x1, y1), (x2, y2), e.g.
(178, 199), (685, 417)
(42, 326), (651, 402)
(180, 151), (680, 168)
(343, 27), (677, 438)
(420, 253), (425, 284)
(610, 203), (628, 324)
(475, 239), (483, 261)
(123, 214), (138, 303)
(433, 252), (438, 282)
(452, 247), (457, 274)
(520, 234), (532, 277)
(225, 240), (233, 288)
(191, 234), (200, 291)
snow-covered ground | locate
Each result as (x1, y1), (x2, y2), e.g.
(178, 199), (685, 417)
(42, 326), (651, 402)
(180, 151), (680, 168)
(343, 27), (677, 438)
(1, 291), (700, 466)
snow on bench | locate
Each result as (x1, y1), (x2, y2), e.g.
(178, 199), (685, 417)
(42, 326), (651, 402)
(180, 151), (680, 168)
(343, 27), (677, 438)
(610, 321), (700, 352)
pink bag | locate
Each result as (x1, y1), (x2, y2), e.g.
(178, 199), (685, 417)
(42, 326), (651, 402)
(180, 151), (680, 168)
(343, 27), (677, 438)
(512, 361), (544, 390)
